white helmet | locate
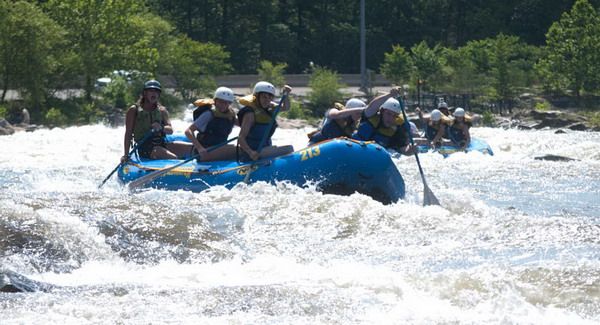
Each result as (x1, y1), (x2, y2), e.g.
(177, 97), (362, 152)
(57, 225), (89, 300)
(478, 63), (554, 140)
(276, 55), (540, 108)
(438, 101), (448, 109)
(381, 98), (402, 114)
(345, 98), (366, 109)
(431, 109), (442, 121)
(214, 87), (235, 102)
(454, 107), (465, 117)
(253, 81), (276, 96)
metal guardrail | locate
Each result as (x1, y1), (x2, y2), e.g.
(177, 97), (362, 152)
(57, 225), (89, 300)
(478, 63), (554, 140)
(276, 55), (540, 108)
(214, 74), (392, 87)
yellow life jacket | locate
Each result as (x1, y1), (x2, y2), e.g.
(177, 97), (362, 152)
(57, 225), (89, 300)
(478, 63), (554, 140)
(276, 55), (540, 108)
(452, 114), (473, 127)
(429, 115), (453, 129)
(238, 94), (273, 124)
(367, 114), (397, 137)
(395, 114), (405, 125)
(193, 98), (235, 121)
(194, 98), (214, 107)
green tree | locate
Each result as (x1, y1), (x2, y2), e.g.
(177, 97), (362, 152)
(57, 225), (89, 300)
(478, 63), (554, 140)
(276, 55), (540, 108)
(443, 35), (538, 111)
(102, 76), (134, 109)
(488, 34), (534, 106)
(45, 0), (146, 101)
(161, 34), (231, 101)
(536, 0), (600, 96)
(380, 45), (412, 86)
(307, 67), (346, 116)
(0, 1), (66, 114)
(410, 41), (443, 93)
(257, 61), (287, 88)
(126, 12), (174, 76)
(441, 45), (489, 96)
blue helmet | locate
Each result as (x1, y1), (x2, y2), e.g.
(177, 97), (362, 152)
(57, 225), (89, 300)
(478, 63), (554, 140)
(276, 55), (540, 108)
(143, 79), (162, 92)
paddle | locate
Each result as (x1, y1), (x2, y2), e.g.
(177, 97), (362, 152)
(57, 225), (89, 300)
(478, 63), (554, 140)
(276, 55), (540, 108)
(243, 93), (288, 183)
(98, 130), (154, 188)
(398, 98), (440, 206)
(127, 136), (238, 190)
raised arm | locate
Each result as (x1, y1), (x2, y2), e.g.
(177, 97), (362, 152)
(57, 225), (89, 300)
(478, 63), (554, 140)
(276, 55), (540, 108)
(327, 107), (365, 119)
(272, 85), (293, 111)
(363, 87), (401, 118)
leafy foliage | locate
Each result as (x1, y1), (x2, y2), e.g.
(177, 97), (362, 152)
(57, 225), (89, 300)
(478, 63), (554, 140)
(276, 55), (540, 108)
(0, 1), (66, 109)
(101, 77), (134, 109)
(45, 107), (68, 127)
(380, 45), (412, 85)
(536, 0), (600, 96)
(280, 100), (313, 121)
(44, 0), (145, 101)
(1, 0), (600, 126)
(307, 67), (346, 116)
(257, 61), (288, 88)
(410, 41), (443, 92)
(161, 34), (231, 101)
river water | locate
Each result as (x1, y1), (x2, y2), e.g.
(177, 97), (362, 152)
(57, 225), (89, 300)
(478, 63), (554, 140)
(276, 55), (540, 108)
(1, 117), (599, 324)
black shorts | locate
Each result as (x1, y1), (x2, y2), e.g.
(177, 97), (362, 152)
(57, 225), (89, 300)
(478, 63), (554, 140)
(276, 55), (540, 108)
(136, 138), (166, 159)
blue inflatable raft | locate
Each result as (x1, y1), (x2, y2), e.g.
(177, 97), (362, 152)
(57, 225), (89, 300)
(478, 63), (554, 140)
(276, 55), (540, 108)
(118, 138), (405, 204)
(417, 137), (494, 157)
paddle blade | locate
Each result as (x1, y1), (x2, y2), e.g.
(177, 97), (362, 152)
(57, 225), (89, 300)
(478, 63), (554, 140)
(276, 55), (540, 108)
(127, 162), (186, 190)
(423, 183), (440, 206)
(127, 168), (170, 190)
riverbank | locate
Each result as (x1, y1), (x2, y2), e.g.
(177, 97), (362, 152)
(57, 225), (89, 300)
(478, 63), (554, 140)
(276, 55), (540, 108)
(1, 107), (598, 135)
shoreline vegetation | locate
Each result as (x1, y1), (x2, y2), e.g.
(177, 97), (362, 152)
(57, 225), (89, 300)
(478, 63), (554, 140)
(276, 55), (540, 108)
(1, 0), (600, 133)
(1, 86), (598, 135)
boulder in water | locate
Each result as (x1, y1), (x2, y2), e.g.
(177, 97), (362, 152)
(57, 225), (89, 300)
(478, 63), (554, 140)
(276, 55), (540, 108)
(0, 270), (57, 293)
(0, 119), (15, 135)
(534, 154), (578, 162)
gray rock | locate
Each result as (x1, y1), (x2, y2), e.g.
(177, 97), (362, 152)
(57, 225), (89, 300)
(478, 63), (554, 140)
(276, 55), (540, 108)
(534, 154), (578, 162)
(567, 123), (588, 131)
(0, 270), (57, 293)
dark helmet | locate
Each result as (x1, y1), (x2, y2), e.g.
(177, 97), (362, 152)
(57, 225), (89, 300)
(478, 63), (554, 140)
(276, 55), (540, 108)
(143, 79), (162, 92)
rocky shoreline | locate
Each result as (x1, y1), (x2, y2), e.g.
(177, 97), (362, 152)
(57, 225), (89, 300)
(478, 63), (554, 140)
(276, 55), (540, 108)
(1, 108), (598, 136)
(494, 109), (600, 132)
(0, 119), (41, 136)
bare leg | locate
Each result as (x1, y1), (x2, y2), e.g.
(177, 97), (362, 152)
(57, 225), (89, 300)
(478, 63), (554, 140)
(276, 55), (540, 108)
(259, 145), (294, 159)
(198, 144), (237, 162)
(151, 146), (178, 159)
(166, 141), (194, 158)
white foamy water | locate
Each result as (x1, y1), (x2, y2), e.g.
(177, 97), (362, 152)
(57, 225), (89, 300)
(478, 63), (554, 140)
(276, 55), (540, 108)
(1, 118), (599, 324)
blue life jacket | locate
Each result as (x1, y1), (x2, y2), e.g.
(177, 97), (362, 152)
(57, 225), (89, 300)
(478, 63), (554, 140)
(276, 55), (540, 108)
(237, 105), (277, 150)
(309, 116), (356, 144)
(352, 113), (408, 150)
(446, 120), (471, 145)
(194, 105), (235, 148)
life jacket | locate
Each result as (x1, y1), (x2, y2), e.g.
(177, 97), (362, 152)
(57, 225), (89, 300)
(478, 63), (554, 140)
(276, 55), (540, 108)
(192, 98), (213, 121)
(133, 104), (165, 146)
(352, 112), (408, 150)
(237, 94), (277, 150)
(309, 102), (357, 143)
(425, 117), (452, 141)
(446, 116), (472, 145)
(192, 99), (235, 147)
